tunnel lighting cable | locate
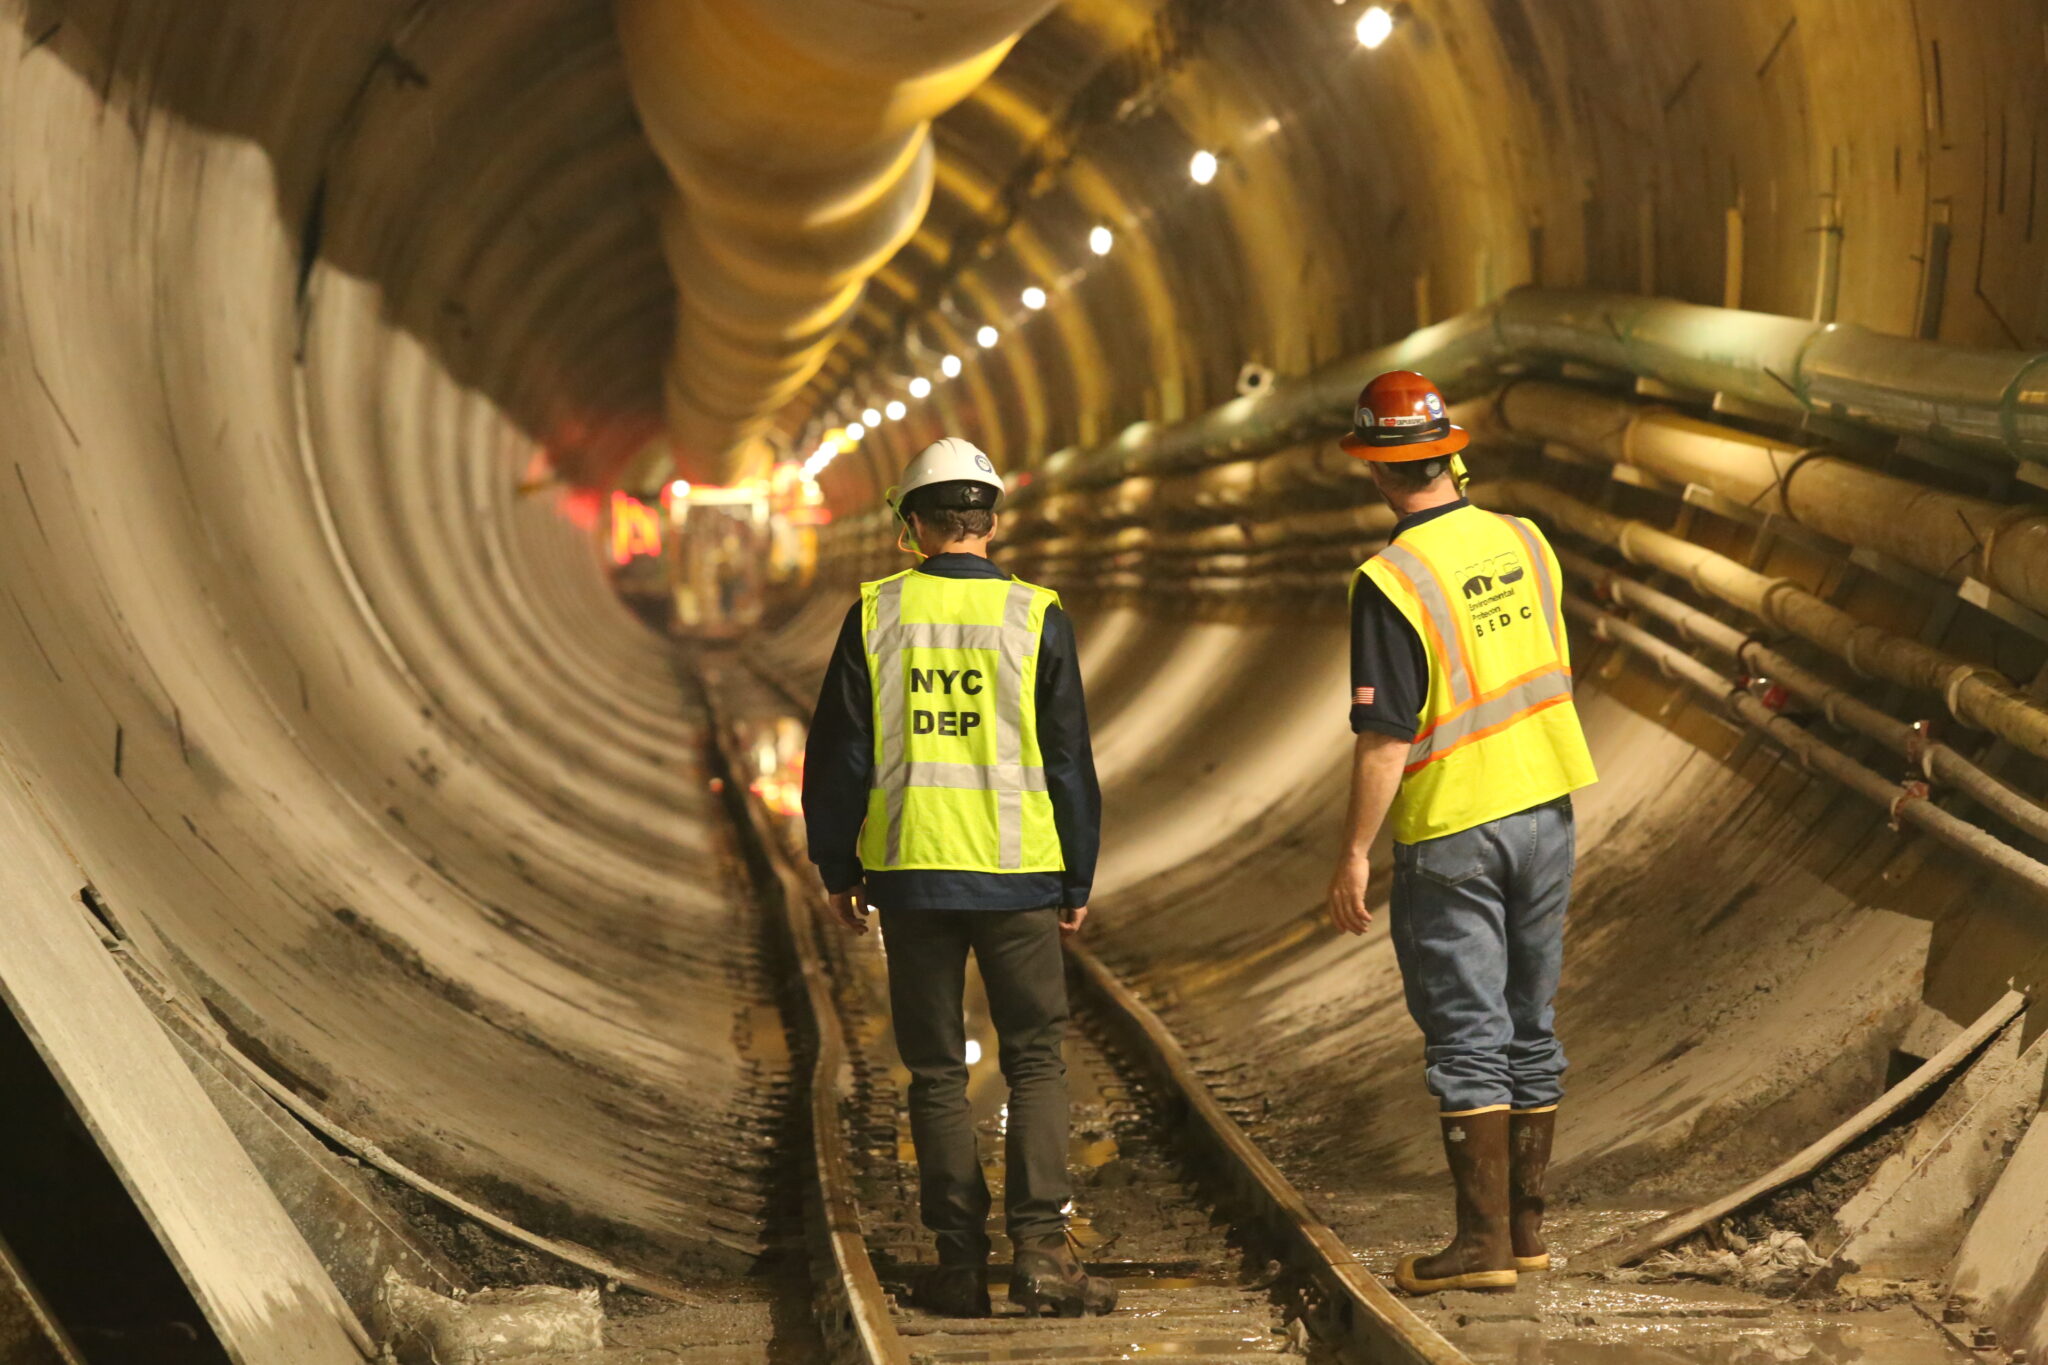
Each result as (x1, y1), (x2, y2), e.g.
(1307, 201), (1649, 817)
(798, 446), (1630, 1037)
(1190, 149), (1219, 185)
(977, 324), (1000, 348)
(1089, 225), (1114, 256)
(1021, 286), (1048, 310)
(885, 399), (907, 421)
(941, 353), (963, 378)
(1356, 5), (1394, 47)
(908, 376), (932, 399)
(863, 406), (883, 427)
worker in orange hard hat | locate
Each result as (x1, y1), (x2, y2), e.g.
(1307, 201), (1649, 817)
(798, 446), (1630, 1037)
(1327, 370), (1597, 1295)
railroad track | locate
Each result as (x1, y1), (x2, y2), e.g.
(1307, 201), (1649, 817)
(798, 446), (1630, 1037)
(695, 651), (1467, 1365)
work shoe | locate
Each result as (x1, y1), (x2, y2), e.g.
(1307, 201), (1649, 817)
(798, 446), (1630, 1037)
(1509, 1107), (1557, 1272)
(911, 1262), (991, 1318)
(1395, 1109), (1518, 1294)
(1010, 1232), (1118, 1317)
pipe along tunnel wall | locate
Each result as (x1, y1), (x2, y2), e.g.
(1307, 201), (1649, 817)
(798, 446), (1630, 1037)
(5, 0), (2048, 1357)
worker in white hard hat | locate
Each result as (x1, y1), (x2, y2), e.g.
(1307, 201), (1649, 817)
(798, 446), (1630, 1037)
(801, 437), (1111, 1320)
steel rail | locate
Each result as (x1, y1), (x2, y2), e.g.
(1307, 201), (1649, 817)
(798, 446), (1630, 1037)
(695, 660), (913, 1365)
(1065, 944), (1470, 1365)
(727, 649), (1471, 1365)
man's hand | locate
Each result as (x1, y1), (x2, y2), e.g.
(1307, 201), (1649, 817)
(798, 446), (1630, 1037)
(1326, 851), (1374, 935)
(828, 888), (871, 935)
(1059, 904), (1089, 935)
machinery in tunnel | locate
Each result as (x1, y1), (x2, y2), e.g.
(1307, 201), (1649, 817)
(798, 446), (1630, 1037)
(3, 0), (2048, 1361)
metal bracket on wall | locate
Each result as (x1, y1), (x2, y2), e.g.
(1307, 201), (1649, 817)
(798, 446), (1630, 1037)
(1848, 545), (1952, 598)
(1712, 389), (1802, 426)
(1959, 577), (2048, 644)
(1608, 463), (1682, 493)
(1635, 375), (1714, 405)
(1679, 484), (1854, 566)
(1892, 433), (2008, 487)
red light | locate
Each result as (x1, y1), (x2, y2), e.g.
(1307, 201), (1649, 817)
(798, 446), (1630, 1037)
(560, 488), (602, 531)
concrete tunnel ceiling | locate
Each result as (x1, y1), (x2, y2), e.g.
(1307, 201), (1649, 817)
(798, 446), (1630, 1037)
(4, 0), (2048, 1353)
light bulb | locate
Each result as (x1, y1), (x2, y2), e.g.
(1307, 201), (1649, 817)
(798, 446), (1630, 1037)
(885, 400), (906, 421)
(1357, 5), (1394, 48)
(863, 407), (882, 427)
(1021, 286), (1047, 310)
(1190, 149), (1219, 185)
(1089, 225), (1114, 256)
(977, 325), (999, 348)
(941, 354), (963, 378)
(845, 422), (865, 441)
(909, 376), (932, 398)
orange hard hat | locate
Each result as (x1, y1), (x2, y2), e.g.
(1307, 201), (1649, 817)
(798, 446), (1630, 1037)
(1339, 370), (1469, 461)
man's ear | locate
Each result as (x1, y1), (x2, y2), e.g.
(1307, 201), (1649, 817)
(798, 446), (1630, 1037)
(988, 511), (1001, 538)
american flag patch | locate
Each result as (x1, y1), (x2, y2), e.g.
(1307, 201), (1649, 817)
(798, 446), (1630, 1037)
(1353, 686), (1376, 705)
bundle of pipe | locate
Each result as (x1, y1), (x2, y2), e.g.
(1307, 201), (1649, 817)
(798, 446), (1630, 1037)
(1568, 597), (2048, 902)
(1488, 479), (2048, 764)
(1001, 289), (2048, 512)
(1486, 381), (2048, 619)
(1556, 549), (2048, 846)
(616, 0), (1056, 484)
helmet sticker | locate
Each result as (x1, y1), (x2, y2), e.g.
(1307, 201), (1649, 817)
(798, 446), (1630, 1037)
(1424, 391), (1445, 417)
(974, 453), (995, 472)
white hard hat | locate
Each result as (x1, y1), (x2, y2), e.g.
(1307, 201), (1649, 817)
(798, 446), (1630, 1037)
(890, 437), (1004, 514)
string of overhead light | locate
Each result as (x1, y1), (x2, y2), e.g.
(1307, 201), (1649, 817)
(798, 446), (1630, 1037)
(798, 4), (1398, 484)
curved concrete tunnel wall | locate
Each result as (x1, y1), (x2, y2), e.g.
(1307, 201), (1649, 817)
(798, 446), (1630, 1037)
(2, 0), (2047, 1335)
(0, 0), (763, 1279)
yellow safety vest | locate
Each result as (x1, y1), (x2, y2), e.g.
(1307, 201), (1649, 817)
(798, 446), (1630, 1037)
(858, 569), (1065, 874)
(1357, 505), (1597, 844)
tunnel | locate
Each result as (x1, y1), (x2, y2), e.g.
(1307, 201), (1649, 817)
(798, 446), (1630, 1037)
(2, 0), (2047, 1362)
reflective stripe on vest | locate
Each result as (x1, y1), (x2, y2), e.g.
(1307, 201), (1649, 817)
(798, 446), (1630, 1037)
(1377, 543), (1475, 707)
(1495, 513), (1564, 658)
(1405, 665), (1576, 775)
(1359, 504), (1596, 842)
(865, 573), (1056, 872)
(1400, 517), (1573, 774)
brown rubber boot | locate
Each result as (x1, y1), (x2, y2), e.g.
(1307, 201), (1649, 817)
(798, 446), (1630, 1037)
(1010, 1232), (1118, 1317)
(1509, 1107), (1557, 1272)
(1395, 1109), (1518, 1293)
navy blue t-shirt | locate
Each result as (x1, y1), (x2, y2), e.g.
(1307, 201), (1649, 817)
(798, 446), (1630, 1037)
(1349, 499), (1469, 741)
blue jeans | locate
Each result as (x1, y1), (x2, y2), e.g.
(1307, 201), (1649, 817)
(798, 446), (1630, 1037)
(1390, 799), (1574, 1113)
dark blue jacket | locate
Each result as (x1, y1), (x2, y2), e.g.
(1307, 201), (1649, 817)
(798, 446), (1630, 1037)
(801, 553), (1101, 911)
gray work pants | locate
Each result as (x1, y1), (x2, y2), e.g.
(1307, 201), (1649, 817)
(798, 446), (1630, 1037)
(878, 907), (1071, 1263)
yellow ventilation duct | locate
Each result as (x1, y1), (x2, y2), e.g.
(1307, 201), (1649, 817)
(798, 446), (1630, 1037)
(616, 0), (1057, 484)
